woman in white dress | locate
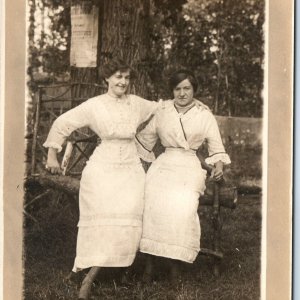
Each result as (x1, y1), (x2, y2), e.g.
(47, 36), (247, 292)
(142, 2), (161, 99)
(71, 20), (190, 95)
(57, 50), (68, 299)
(43, 58), (158, 299)
(136, 69), (231, 282)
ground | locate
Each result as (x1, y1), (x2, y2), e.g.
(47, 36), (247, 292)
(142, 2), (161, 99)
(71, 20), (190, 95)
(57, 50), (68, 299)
(23, 188), (261, 300)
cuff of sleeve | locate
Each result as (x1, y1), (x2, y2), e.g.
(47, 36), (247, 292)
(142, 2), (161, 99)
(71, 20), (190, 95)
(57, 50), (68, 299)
(43, 141), (63, 153)
(135, 138), (156, 162)
(205, 153), (231, 165)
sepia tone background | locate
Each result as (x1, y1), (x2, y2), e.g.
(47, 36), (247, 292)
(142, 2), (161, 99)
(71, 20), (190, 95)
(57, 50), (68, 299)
(2, 0), (293, 299)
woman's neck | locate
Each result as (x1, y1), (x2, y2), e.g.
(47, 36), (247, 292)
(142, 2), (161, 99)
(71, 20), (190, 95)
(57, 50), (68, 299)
(174, 100), (195, 114)
(107, 91), (125, 99)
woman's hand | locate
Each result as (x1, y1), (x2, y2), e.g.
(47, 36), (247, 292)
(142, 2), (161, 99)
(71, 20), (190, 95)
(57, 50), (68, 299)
(210, 161), (224, 181)
(46, 148), (62, 175)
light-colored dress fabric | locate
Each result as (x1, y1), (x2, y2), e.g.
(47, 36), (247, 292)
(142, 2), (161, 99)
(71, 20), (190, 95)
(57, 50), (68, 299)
(43, 93), (157, 271)
(136, 100), (231, 263)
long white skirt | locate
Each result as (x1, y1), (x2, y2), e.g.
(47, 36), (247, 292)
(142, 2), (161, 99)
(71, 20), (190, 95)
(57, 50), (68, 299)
(72, 143), (145, 271)
(140, 149), (207, 263)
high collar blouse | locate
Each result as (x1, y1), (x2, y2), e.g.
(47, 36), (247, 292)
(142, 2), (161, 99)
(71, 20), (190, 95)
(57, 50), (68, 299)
(43, 93), (158, 153)
(136, 99), (231, 166)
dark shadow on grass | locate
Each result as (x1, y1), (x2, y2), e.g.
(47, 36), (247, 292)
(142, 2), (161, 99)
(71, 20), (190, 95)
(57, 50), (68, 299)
(23, 185), (262, 300)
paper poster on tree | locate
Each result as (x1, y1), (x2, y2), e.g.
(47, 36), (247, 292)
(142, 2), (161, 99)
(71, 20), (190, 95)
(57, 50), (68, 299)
(70, 2), (98, 67)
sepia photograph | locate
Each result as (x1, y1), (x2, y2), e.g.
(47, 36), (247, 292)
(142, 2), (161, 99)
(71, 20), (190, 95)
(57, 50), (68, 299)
(1, 0), (294, 299)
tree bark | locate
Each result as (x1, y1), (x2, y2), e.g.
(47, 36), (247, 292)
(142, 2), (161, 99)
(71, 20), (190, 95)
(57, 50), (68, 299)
(99, 0), (152, 97)
(29, 166), (80, 196)
(29, 166), (238, 209)
(70, 0), (152, 100)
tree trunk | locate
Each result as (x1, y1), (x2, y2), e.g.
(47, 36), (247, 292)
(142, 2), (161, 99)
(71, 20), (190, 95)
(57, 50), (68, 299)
(99, 0), (151, 97)
(70, 0), (152, 100)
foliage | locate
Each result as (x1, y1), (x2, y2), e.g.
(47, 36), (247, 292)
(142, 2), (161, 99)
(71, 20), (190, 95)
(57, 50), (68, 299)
(149, 0), (265, 116)
(28, 0), (265, 117)
(28, 0), (71, 92)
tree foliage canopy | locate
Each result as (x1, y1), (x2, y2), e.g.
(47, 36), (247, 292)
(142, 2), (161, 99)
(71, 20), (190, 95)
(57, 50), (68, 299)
(28, 0), (264, 117)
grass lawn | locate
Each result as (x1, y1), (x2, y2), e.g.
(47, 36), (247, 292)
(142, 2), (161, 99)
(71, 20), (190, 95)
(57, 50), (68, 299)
(24, 188), (262, 300)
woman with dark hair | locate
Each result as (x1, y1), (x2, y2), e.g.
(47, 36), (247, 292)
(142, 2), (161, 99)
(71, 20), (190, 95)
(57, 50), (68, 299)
(136, 69), (231, 282)
(43, 58), (158, 299)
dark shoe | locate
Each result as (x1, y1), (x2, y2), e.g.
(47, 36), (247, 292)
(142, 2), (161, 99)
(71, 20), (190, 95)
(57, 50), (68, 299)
(121, 270), (131, 286)
(65, 271), (81, 285)
(169, 261), (182, 284)
(142, 271), (153, 284)
(142, 254), (155, 284)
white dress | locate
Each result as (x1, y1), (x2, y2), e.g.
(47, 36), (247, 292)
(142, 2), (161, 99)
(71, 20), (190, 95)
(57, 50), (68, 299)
(136, 100), (231, 263)
(43, 93), (157, 271)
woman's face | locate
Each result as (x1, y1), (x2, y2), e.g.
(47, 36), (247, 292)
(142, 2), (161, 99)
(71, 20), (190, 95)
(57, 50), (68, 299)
(106, 70), (130, 97)
(173, 79), (194, 107)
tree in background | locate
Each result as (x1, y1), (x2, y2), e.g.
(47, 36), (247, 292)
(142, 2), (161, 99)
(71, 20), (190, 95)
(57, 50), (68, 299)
(28, 0), (264, 116)
(150, 0), (264, 117)
(184, 0), (264, 117)
(28, 0), (154, 98)
(28, 0), (70, 91)
(71, 0), (153, 99)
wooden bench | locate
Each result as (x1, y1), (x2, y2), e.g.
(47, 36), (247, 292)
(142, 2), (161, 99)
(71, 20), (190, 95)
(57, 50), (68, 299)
(27, 83), (238, 276)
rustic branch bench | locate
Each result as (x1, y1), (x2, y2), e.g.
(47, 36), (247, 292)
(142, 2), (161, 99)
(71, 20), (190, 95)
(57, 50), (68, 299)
(27, 83), (238, 277)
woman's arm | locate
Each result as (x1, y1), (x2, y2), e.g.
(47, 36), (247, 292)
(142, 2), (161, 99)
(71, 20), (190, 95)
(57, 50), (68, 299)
(46, 147), (62, 175)
(135, 113), (159, 163)
(204, 113), (231, 180)
(135, 95), (160, 125)
(210, 160), (224, 181)
(43, 100), (92, 172)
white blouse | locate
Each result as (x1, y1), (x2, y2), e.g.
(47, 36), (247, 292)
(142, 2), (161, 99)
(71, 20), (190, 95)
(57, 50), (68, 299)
(136, 99), (231, 165)
(43, 93), (158, 164)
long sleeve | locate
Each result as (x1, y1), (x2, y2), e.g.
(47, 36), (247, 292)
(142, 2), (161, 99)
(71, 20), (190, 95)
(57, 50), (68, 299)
(204, 114), (231, 165)
(135, 114), (159, 162)
(43, 100), (92, 152)
(133, 95), (160, 125)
